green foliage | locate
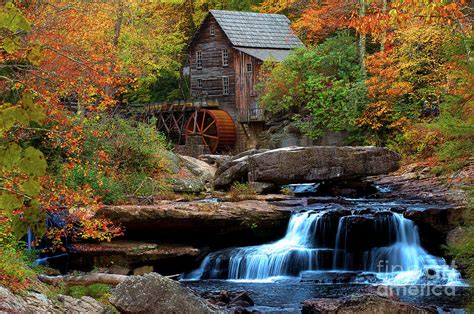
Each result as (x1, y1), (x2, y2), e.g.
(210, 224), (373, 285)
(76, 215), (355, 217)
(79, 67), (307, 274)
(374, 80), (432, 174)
(65, 284), (112, 303)
(82, 117), (171, 173)
(125, 70), (186, 103)
(0, 2), (31, 34)
(432, 110), (474, 162)
(53, 116), (173, 204)
(259, 32), (366, 140)
(0, 245), (35, 291)
(228, 182), (257, 201)
(1, 2), (47, 241)
(0, 217), (36, 291)
(121, 172), (167, 198)
(64, 164), (124, 205)
(280, 186), (295, 196)
(448, 203), (474, 280)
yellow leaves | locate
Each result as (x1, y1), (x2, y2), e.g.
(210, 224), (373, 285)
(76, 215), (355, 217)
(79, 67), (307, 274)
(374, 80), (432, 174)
(0, 142), (46, 217)
(0, 2), (31, 33)
(2, 37), (20, 53)
(386, 81), (413, 97)
(357, 100), (406, 133)
(1, 143), (22, 171)
(18, 147), (47, 176)
(0, 193), (23, 212)
(389, 0), (465, 29)
(26, 45), (43, 66)
(0, 93), (45, 134)
(0, 1), (32, 55)
(20, 179), (41, 197)
(257, 0), (302, 14)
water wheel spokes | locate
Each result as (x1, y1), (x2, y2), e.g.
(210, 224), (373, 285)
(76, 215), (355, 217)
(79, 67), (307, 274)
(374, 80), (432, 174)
(185, 109), (236, 153)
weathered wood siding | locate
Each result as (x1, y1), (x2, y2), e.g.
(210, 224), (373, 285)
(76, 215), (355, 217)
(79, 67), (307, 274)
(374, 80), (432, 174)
(189, 16), (237, 120)
(234, 51), (262, 121)
(189, 14), (274, 152)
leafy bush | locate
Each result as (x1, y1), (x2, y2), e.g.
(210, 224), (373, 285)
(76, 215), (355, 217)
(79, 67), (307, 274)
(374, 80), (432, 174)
(52, 115), (173, 204)
(81, 116), (171, 174)
(64, 164), (124, 205)
(259, 32), (366, 140)
(0, 215), (35, 291)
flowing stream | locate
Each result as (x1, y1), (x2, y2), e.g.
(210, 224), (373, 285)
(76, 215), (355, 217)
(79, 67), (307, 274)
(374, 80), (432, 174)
(183, 200), (463, 286)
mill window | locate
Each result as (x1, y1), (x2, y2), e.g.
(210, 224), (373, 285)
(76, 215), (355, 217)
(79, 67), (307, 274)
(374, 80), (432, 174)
(210, 24), (215, 36)
(197, 79), (203, 88)
(222, 48), (229, 67)
(247, 63), (252, 72)
(222, 76), (229, 95)
(196, 50), (202, 69)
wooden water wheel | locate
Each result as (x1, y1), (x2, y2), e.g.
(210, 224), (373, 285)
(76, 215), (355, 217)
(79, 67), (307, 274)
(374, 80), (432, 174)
(185, 109), (236, 153)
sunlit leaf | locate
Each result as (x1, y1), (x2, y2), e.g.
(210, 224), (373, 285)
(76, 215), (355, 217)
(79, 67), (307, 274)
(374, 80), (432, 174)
(18, 147), (47, 176)
(21, 179), (41, 197)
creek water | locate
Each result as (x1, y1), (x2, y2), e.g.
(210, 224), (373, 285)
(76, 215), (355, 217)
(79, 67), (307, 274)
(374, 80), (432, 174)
(182, 196), (469, 312)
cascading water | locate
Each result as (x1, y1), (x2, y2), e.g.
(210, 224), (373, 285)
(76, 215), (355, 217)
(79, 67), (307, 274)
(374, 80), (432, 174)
(184, 204), (464, 286)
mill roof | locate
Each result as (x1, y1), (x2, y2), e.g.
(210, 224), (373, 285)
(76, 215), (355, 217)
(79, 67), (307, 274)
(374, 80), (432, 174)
(207, 10), (304, 50)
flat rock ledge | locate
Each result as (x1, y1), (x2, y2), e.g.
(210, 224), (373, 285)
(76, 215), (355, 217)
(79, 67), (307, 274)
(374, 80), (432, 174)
(98, 200), (291, 247)
(69, 241), (201, 275)
(214, 146), (400, 189)
(302, 293), (429, 314)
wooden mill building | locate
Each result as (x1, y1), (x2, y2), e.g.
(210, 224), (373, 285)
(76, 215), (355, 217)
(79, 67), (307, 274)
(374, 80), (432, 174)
(148, 10), (304, 154)
(187, 10), (304, 152)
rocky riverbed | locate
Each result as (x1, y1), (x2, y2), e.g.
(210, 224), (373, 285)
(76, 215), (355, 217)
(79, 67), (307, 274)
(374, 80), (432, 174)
(5, 147), (472, 313)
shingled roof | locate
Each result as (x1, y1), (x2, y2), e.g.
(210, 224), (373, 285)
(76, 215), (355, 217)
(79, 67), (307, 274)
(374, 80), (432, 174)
(209, 10), (304, 50)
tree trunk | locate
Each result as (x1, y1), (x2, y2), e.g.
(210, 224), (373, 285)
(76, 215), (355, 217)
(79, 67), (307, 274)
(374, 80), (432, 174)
(38, 273), (180, 286)
(105, 0), (124, 98)
(38, 273), (127, 286)
(381, 0), (388, 52)
(359, 0), (367, 77)
(113, 0), (124, 48)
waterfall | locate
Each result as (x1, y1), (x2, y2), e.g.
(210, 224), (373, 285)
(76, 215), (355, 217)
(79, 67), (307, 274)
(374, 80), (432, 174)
(184, 205), (464, 285)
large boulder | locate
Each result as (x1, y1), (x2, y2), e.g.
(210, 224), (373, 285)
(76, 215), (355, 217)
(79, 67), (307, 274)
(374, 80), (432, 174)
(58, 294), (105, 313)
(0, 285), (104, 313)
(178, 155), (216, 179)
(98, 200), (291, 247)
(0, 285), (27, 312)
(172, 155), (217, 193)
(24, 292), (56, 312)
(403, 206), (466, 255)
(214, 146), (400, 189)
(109, 272), (214, 313)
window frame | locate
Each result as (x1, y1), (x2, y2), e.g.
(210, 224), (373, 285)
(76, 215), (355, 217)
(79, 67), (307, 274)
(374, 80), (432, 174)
(222, 48), (229, 67)
(197, 78), (203, 89)
(196, 50), (202, 69)
(246, 63), (252, 73)
(222, 76), (230, 95)
(210, 24), (215, 36)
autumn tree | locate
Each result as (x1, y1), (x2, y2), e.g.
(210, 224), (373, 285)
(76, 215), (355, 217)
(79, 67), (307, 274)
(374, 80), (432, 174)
(357, 1), (472, 157)
(1, 1), (126, 259)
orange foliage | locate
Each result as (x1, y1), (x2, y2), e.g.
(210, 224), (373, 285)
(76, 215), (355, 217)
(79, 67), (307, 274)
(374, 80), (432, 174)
(293, 0), (354, 42)
(18, 0), (129, 108)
